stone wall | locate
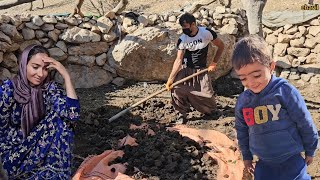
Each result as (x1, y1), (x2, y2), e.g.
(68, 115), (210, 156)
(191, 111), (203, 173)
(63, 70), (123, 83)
(264, 18), (320, 85)
(0, 5), (319, 88)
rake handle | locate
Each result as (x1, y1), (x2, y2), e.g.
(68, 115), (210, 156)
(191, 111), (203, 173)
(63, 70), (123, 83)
(108, 68), (208, 122)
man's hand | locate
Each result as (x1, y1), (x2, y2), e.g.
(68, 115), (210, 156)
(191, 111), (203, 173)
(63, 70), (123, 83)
(165, 79), (173, 91)
(208, 62), (217, 72)
(244, 160), (254, 174)
(305, 156), (313, 165)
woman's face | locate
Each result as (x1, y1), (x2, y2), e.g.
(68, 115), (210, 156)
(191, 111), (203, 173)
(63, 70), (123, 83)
(26, 53), (50, 87)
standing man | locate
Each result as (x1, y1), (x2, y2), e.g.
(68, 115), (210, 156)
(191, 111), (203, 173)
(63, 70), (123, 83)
(166, 13), (225, 124)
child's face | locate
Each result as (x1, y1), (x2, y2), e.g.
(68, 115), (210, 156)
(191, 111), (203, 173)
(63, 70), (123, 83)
(235, 61), (275, 93)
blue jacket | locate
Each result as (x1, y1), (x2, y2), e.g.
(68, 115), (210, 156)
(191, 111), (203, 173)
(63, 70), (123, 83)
(235, 75), (318, 163)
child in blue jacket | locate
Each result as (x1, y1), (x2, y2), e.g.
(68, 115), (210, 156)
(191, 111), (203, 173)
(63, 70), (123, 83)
(232, 35), (318, 180)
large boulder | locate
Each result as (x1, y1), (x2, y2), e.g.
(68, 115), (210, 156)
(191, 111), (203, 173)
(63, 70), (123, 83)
(108, 26), (235, 81)
(207, 34), (236, 81)
(108, 26), (178, 81)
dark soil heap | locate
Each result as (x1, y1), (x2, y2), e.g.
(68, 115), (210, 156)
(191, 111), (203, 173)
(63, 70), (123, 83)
(72, 76), (244, 179)
(74, 109), (219, 180)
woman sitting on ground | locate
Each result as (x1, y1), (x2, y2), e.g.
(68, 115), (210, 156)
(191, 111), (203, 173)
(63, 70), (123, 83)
(0, 44), (80, 179)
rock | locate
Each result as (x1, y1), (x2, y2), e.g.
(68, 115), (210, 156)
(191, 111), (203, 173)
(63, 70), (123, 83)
(48, 47), (67, 61)
(79, 22), (93, 29)
(304, 38), (317, 48)
(0, 67), (11, 80)
(55, 22), (69, 30)
(32, 16), (44, 26)
(0, 24), (23, 42)
(215, 6), (226, 14)
(67, 56), (95, 67)
(112, 77), (125, 87)
(285, 26), (298, 35)
(207, 34), (236, 81)
(0, 42), (11, 52)
(289, 37), (305, 48)
(108, 26), (176, 81)
(97, 17), (113, 33)
(103, 31), (117, 42)
(105, 11), (116, 20)
(275, 56), (293, 69)
(300, 73), (314, 82)
(42, 16), (57, 24)
(309, 75), (320, 84)
(48, 30), (59, 42)
(55, 65), (113, 88)
(308, 26), (320, 36)
(273, 43), (289, 57)
(25, 22), (40, 30)
(109, 26), (235, 81)
(22, 28), (35, 40)
(96, 53), (107, 66)
(138, 15), (149, 27)
(0, 15), (11, 24)
(220, 24), (238, 35)
(287, 47), (310, 57)
(2, 52), (17, 68)
(0, 52), (2, 64)
(0, 31), (12, 44)
(265, 34), (278, 45)
(60, 27), (101, 43)
(56, 41), (68, 52)
(277, 34), (292, 43)
(64, 17), (79, 26)
(279, 69), (290, 79)
(68, 42), (109, 56)
(35, 30), (46, 39)
(41, 24), (55, 32)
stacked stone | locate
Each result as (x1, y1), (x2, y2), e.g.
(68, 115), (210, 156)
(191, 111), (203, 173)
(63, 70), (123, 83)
(120, 6), (247, 36)
(0, 6), (247, 88)
(264, 16), (320, 85)
(0, 14), (118, 88)
(3, 6), (319, 88)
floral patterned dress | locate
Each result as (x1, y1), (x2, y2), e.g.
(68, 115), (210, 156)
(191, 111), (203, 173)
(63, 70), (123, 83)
(0, 79), (80, 180)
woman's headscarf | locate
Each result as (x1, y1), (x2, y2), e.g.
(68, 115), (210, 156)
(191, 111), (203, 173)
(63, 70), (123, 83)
(12, 44), (50, 138)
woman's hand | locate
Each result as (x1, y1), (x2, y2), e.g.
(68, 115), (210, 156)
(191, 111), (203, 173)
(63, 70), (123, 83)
(42, 56), (70, 80)
(42, 56), (77, 99)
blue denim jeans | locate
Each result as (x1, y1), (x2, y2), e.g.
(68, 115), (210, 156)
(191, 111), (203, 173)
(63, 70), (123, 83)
(254, 154), (311, 180)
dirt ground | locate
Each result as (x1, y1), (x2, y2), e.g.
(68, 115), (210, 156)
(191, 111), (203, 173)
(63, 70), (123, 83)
(72, 76), (241, 179)
(73, 75), (320, 179)
(0, 0), (319, 179)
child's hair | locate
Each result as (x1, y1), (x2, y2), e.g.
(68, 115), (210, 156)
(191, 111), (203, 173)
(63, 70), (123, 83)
(232, 35), (272, 70)
(179, 13), (196, 26)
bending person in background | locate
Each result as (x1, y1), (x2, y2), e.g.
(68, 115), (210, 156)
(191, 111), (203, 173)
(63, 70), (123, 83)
(166, 13), (225, 124)
(0, 45), (80, 179)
